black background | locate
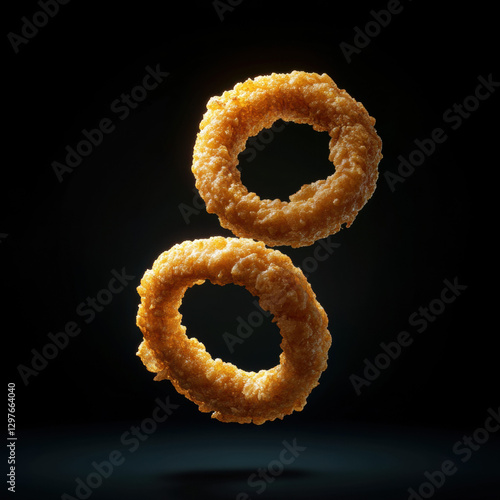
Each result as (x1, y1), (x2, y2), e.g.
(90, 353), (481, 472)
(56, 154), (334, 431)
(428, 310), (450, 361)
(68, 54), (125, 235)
(3, 1), (498, 499)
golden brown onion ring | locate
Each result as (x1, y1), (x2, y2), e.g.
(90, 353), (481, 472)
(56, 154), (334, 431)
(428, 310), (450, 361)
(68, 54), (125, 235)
(192, 70), (382, 248)
(136, 236), (331, 424)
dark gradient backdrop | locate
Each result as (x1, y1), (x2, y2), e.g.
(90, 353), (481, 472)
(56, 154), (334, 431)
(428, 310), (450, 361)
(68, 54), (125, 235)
(3, 1), (498, 499)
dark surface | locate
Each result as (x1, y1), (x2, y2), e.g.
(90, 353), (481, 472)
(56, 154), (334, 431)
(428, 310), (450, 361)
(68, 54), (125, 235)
(17, 421), (500, 499)
(3, 1), (498, 499)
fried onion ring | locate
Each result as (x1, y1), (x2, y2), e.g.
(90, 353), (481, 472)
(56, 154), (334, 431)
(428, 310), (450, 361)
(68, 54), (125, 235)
(136, 236), (331, 424)
(192, 70), (382, 248)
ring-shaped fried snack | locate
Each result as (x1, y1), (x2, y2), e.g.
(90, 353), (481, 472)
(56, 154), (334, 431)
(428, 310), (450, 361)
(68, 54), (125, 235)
(192, 70), (382, 248)
(136, 236), (331, 424)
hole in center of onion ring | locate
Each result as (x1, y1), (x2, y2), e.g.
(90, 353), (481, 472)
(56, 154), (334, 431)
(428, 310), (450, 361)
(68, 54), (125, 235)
(236, 121), (333, 202)
(179, 281), (282, 371)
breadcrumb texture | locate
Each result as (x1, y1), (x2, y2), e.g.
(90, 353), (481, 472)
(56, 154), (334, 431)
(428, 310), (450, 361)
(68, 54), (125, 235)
(136, 237), (331, 424)
(192, 70), (383, 248)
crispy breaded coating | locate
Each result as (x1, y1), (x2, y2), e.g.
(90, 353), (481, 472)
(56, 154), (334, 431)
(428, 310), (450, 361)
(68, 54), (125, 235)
(192, 71), (382, 248)
(136, 237), (331, 424)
